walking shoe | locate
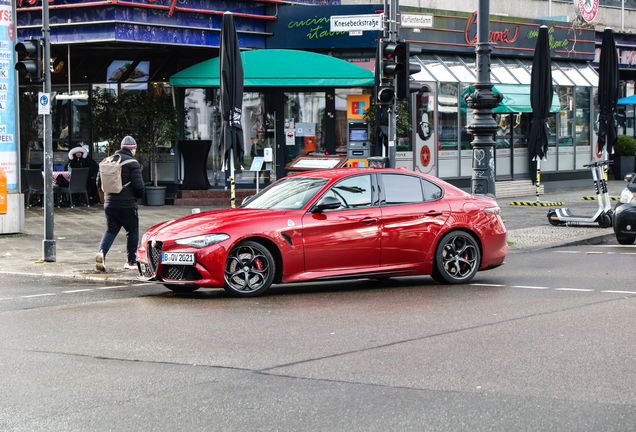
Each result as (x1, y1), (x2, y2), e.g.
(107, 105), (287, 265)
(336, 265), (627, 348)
(124, 262), (138, 270)
(95, 251), (106, 272)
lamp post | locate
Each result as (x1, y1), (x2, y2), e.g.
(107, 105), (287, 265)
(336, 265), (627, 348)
(464, 0), (502, 197)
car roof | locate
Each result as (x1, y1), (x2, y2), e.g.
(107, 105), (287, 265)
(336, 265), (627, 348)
(287, 168), (427, 181)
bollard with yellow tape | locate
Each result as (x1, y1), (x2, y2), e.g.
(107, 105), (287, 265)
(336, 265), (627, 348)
(0, 167), (7, 215)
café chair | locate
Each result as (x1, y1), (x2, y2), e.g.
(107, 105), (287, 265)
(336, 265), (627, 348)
(58, 167), (90, 208)
(24, 169), (46, 208)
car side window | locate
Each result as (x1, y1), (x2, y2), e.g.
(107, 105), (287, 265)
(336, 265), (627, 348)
(422, 179), (443, 201)
(323, 175), (372, 210)
(382, 174), (424, 205)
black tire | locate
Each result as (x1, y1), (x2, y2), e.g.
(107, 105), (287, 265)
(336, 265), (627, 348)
(547, 210), (562, 226)
(224, 241), (275, 297)
(616, 235), (636, 245)
(164, 284), (200, 293)
(598, 213), (612, 228)
(433, 231), (481, 284)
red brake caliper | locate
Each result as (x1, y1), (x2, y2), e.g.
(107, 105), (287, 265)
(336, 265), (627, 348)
(254, 258), (264, 271)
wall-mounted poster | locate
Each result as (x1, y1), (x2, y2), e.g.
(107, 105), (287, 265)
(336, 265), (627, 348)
(107, 60), (150, 82)
(0, 0), (17, 190)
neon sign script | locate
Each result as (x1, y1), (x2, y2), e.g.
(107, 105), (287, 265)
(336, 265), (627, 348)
(464, 11), (519, 44)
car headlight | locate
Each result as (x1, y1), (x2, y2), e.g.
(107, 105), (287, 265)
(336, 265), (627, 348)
(620, 188), (634, 204)
(141, 233), (148, 244)
(174, 234), (230, 248)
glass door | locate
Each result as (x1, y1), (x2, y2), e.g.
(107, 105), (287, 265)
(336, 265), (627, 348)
(282, 92), (326, 167)
(512, 113), (530, 178)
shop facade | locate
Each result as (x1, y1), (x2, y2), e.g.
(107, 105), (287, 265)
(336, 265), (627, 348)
(15, 1), (600, 193)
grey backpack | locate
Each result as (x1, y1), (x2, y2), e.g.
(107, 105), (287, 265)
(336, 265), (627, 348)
(99, 154), (137, 194)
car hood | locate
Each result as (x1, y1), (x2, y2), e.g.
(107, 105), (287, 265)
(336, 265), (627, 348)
(155, 208), (289, 236)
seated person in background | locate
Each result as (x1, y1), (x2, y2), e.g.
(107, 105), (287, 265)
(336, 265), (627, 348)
(68, 146), (100, 204)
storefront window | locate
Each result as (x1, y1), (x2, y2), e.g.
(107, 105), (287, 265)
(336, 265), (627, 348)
(544, 108), (558, 172)
(495, 114), (512, 179)
(460, 83), (474, 177)
(438, 82), (459, 177)
(513, 113), (530, 176)
(558, 86), (575, 170)
(183, 88), (222, 186)
(575, 86), (592, 169)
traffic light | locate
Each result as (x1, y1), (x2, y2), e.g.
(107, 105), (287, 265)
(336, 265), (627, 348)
(396, 42), (423, 101)
(377, 84), (395, 105)
(15, 38), (42, 82)
(381, 41), (404, 80)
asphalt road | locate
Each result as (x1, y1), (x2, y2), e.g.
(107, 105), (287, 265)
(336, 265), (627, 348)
(1, 241), (635, 431)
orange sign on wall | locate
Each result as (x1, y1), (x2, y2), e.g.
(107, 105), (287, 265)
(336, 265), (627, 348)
(347, 94), (370, 120)
(0, 167), (7, 215)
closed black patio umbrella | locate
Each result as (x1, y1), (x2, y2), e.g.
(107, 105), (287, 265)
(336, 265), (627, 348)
(528, 26), (553, 163)
(219, 11), (244, 208)
(597, 28), (619, 156)
(513, 25), (563, 206)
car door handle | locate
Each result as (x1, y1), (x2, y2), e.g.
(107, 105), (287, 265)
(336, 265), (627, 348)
(424, 210), (443, 216)
(360, 217), (379, 224)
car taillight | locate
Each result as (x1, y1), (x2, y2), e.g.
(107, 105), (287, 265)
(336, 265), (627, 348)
(484, 206), (501, 215)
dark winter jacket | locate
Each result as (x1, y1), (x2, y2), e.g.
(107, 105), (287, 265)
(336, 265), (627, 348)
(96, 149), (145, 208)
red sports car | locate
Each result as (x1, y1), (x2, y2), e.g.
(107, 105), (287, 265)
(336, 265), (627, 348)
(136, 168), (507, 297)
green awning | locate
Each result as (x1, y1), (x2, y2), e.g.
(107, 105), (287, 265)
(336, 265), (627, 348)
(170, 49), (375, 87)
(463, 84), (561, 114)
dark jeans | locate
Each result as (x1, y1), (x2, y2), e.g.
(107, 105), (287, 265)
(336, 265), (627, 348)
(98, 206), (139, 264)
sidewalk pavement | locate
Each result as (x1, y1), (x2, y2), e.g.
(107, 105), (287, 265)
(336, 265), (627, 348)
(0, 180), (627, 284)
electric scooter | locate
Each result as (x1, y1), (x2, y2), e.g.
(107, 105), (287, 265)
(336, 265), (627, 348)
(547, 160), (613, 228)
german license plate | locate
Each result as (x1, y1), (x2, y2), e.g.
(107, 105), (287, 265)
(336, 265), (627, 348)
(161, 252), (195, 265)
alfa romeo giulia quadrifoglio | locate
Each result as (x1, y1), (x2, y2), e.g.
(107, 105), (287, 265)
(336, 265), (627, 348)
(136, 168), (507, 297)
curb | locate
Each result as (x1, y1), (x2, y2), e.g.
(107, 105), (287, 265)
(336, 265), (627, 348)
(509, 232), (615, 253)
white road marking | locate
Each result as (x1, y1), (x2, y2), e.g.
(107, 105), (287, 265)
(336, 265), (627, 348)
(555, 288), (594, 292)
(62, 289), (94, 293)
(96, 285), (128, 290)
(21, 293), (56, 298)
(512, 286), (549, 290)
(470, 283), (505, 287)
(553, 251), (581, 253)
(601, 290), (636, 295)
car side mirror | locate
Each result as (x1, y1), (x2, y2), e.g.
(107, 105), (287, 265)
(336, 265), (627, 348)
(624, 172), (635, 183)
(312, 196), (341, 213)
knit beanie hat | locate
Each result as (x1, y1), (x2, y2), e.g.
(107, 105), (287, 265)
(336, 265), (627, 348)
(121, 136), (137, 149)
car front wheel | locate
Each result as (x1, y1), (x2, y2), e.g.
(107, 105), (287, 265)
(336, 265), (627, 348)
(433, 231), (481, 284)
(616, 234), (635, 245)
(224, 241), (275, 297)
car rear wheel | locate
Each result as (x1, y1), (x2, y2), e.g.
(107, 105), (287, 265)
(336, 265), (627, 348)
(224, 241), (275, 297)
(616, 234), (636, 245)
(433, 231), (481, 284)
(164, 284), (200, 293)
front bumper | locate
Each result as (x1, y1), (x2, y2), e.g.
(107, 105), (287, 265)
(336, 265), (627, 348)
(136, 239), (227, 287)
(613, 202), (636, 238)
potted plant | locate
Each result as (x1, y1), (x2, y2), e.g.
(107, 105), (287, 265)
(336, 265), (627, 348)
(613, 135), (636, 180)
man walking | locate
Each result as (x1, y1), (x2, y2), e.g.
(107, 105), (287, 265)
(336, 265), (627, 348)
(95, 136), (145, 272)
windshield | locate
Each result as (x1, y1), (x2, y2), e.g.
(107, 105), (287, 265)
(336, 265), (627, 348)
(241, 177), (329, 210)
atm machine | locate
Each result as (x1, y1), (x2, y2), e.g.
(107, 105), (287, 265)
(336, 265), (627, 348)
(347, 120), (370, 167)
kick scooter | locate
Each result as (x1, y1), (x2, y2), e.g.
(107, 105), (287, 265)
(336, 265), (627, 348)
(547, 160), (613, 228)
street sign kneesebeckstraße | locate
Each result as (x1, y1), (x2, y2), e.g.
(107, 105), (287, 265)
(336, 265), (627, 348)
(330, 14), (383, 33)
